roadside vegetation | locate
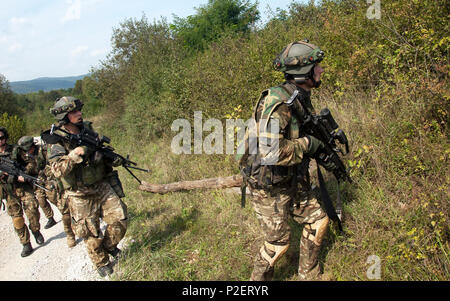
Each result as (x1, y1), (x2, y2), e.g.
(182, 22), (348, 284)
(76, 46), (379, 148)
(1, 0), (448, 280)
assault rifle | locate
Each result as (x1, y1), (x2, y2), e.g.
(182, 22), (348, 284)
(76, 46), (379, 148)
(41, 124), (150, 184)
(286, 90), (352, 231)
(0, 157), (51, 192)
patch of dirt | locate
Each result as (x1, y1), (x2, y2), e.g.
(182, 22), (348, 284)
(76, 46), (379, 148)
(0, 201), (125, 281)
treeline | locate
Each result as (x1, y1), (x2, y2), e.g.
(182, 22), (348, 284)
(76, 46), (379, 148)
(0, 73), (96, 139)
(75, 0), (448, 138)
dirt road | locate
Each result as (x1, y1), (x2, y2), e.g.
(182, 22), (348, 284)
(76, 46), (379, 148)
(0, 202), (102, 281)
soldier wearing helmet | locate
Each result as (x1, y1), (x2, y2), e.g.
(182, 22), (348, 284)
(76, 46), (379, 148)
(16, 136), (57, 230)
(46, 96), (128, 277)
(239, 40), (335, 280)
(0, 127), (45, 257)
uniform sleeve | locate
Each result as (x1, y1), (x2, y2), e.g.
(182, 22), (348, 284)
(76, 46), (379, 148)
(48, 143), (78, 178)
(260, 103), (309, 166)
(23, 160), (37, 175)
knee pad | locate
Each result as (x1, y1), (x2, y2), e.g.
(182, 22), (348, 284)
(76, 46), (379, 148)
(303, 216), (329, 246)
(12, 217), (25, 229)
(260, 241), (289, 267)
(108, 219), (127, 237)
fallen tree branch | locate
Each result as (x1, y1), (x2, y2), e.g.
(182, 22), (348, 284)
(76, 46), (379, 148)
(139, 175), (243, 194)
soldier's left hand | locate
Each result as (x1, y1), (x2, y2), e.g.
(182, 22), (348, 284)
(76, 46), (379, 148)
(317, 157), (337, 172)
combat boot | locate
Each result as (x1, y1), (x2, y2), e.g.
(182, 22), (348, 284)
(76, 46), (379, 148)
(44, 217), (57, 229)
(21, 242), (33, 257)
(32, 231), (45, 245)
(97, 263), (113, 277)
(298, 263), (321, 280)
(107, 247), (122, 260)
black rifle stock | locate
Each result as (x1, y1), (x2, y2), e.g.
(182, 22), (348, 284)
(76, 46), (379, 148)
(0, 157), (50, 192)
(41, 124), (150, 184)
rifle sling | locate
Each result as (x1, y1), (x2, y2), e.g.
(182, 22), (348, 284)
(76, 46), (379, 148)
(240, 181), (246, 208)
(316, 161), (343, 231)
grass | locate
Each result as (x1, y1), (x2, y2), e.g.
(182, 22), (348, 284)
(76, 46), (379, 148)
(103, 85), (448, 281)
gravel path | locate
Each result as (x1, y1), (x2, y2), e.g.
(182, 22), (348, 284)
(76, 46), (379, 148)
(0, 202), (108, 281)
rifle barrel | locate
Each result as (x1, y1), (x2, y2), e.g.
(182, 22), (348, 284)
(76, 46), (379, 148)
(125, 165), (150, 173)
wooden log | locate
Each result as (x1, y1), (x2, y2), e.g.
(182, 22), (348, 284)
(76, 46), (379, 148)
(139, 175), (243, 194)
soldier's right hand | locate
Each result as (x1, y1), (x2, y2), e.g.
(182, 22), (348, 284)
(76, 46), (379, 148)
(73, 146), (86, 156)
(68, 146), (86, 164)
(17, 176), (25, 182)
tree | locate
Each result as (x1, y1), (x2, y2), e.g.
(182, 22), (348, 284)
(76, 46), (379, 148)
(73, 79), (83, 96)
(171, 0), (260, 52)
(0, 74), (19, 115)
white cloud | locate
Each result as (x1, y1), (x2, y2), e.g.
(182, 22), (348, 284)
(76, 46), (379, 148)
(89, 48), (106, 57)
(61, 0), (82, 23)
(71, 45), (89, 57)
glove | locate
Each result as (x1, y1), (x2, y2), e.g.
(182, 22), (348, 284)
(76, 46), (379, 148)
(317, 156), (337, 172)
(306, 135), (324, 155)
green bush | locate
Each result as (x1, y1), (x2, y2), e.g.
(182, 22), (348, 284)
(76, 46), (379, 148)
(0, 112), (26, 144)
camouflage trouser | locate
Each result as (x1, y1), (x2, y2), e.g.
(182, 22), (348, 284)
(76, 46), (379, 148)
(44, 179), (75, 239)
(34, 184), (54, 219)
(249, 185), (328, 281)
(63, 181), (128, 268)
(6, 185), (41, 245)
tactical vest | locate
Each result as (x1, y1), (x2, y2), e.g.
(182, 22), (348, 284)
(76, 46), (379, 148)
(239, 82), (313, 189)
(54, 122), (107, 190)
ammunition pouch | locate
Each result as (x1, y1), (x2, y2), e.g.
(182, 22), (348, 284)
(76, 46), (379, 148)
(106, 170), (125, 198)
(240, 153), (292, 190)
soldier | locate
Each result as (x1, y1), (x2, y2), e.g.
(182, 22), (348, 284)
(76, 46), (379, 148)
(16, 136), (77, 247)
(239, 40), (337, 280)
(47, 96), (128, 277)
(16, 136), (57, 230)
(0, 127), (45, 257)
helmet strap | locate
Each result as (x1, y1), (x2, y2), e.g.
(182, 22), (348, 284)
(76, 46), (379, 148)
(293, 76), (308, 85)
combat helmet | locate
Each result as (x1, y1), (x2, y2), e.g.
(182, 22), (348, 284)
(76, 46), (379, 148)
(17, 136), (34, 151)
(49, 96), (84, 122)
(273, 39), (324, 85)
(0, 127), (8, 141)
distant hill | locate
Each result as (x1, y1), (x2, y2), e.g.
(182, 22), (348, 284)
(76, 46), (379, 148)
(10, 74), (88, 94)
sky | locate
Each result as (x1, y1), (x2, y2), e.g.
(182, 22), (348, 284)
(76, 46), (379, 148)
(0, 0), (301, 82)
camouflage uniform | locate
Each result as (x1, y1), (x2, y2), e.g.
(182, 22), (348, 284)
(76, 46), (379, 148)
(48, 121), (128, 269)
(0, 144), (42, 248)
(17, 136), (76, 244)
(241, 81), (329, 281)
(13, 142), (55, 223)
(41, 149), (76, 246)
